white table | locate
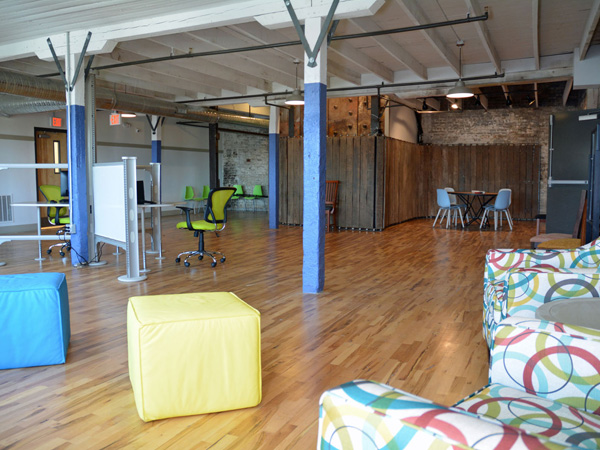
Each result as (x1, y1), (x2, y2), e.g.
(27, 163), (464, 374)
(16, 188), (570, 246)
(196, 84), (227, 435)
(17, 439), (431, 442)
(137, 203), (171, 273)
(536, 298), (600, 330)
(12, 201), (69, 261)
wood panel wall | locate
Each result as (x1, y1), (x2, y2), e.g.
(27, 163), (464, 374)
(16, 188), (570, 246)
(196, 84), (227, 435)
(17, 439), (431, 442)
(279, 136), (385, 230)
(426, 144), (540, 220)
(279, 137), (540, 229)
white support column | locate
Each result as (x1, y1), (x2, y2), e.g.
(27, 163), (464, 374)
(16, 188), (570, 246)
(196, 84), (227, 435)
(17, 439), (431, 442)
(302, 16), (328, 294)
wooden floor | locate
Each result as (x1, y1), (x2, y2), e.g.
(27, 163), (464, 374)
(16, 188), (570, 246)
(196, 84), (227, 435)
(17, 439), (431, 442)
(0, 213), (535, 449)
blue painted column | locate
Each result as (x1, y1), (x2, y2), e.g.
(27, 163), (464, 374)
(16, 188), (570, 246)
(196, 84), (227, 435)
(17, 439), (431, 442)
(302, 17), (328, 293)
(67, 53), (88, 265)
(269, 106), (280, 229)
(150, 115), (162, 163)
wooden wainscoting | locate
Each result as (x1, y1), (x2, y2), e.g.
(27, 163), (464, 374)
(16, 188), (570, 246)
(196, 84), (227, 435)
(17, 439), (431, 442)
(427, 144), (540, 219)
(279, 136), (385, 230)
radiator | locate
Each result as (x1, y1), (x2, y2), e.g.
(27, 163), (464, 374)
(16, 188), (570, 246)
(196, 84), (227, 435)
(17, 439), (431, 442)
(0, 194), (13, 223)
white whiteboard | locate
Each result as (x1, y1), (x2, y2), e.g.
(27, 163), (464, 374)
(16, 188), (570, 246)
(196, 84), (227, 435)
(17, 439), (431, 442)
(93, 163), (126, 243)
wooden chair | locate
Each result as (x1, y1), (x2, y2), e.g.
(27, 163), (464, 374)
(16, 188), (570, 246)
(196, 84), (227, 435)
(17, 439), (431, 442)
(530, 190), (587, 249)
(325, 181), (339, 232)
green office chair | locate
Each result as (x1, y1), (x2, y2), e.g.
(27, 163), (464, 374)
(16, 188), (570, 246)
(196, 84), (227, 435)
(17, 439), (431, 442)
(200, 184), (210, 211)
(39, 185), (71, 256)
(246, 185), (264, 212)
(175, 187), (236, 267)
(183, 185), (205, 214)
(231, 184), (245, 210)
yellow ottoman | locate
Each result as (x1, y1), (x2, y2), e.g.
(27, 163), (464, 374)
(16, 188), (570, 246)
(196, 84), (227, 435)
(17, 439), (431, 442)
(127, 292), (261, 422)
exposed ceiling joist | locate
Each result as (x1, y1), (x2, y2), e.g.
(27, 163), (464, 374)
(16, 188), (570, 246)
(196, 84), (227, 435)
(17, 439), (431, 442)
(579, 0), (600, 60)
(464, 0), (502, 73)
(349, 16), (427, 79)
(396, 0), (460, 76)
(501, 84), (512, 108)
(534, 82), (539, 108)
(329, 40), (394, 82)
(532, 0), (540, 70)
(118, 39), (272, 92)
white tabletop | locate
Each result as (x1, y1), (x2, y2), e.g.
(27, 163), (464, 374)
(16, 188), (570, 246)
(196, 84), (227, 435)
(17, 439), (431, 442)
(137, 203), (173, 208)
(536, 297), (600, 330)
(13, 202), (69, 207)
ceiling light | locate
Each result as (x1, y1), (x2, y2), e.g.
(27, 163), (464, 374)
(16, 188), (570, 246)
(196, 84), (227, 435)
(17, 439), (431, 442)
(121, 112), (137, 118)
(450, 101), (460, 110)
(285, 59), (304, 106)
(447, 40), (474, 99)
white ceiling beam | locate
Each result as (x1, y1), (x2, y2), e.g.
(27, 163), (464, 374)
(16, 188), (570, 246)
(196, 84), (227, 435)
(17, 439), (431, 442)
(185, 29), (299, 88)
(254, 0), (385, 29)
(95, 78), (176, 101)
(95, 54), (221, 98)
(117, 40), (271, 92)
(464, 0), (502, 74)
(329, 40), (394, 82)
(562, 78), (573, 106)
(532, 0), (540, 70)
(349, 17), (427, 80)
(579, 0), (600, 60)
(396, 0), (460, 75)
(150, 34), (297, 89)
(111, 47), (248, 95)
(227, 23), (361, 85)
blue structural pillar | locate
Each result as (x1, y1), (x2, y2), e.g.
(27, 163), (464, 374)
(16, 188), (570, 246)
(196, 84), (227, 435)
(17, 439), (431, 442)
(302, 17), (328, 293)
(150, 115), (162, 163)
(269, 106), (280, 229)
(68, 56), (89, 265)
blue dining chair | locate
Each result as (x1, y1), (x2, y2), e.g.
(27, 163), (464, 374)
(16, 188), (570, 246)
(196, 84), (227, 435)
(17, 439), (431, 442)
(433, 189), (465, 228)
(480, 188), (513, 230)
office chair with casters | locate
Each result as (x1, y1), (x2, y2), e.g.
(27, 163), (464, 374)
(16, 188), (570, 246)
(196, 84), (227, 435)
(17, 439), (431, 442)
(175, 187), (236, 267)
(39, 185), (71, 256)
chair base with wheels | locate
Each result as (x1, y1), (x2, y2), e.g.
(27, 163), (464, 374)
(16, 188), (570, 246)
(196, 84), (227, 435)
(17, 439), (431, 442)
(175, 187), (235, 268)
(175, 229), (225, 268)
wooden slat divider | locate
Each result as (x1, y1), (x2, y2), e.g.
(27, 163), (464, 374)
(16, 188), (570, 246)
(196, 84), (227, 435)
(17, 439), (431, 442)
(279, 137), (540, 229)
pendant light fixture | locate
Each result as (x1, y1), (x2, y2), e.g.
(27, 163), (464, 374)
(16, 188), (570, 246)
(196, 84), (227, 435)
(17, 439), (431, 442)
(285, 59), (304, 106)
(446, 40), (474, 99)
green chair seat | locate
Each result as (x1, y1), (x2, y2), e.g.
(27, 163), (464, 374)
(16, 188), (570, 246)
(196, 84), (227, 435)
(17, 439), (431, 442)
(176, 220), (218, 231)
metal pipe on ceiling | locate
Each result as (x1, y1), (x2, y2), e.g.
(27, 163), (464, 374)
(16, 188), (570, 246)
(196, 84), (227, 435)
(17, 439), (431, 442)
(0, 69), (268, 127)
(39, 13), (488, 76)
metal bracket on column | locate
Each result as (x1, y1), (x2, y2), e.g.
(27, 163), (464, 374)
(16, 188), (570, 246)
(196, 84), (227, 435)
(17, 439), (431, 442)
(47, 31), (92, 91)
(284, 0), (339, 67)
(146, 115), (165, 135)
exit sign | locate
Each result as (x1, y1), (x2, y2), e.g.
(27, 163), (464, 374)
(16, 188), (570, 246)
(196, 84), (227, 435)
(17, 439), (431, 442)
(109, 113), (122, 126)
(51, 117), (62, 127)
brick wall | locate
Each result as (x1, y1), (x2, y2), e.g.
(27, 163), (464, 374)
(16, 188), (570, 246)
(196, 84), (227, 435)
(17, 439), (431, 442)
(220, 125), (269, 210)
(420, 106), (577, 212)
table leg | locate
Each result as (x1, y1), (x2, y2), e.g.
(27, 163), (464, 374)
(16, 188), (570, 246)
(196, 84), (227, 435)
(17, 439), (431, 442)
(140, 209), (150, 273)
(34, 208), (46, 261)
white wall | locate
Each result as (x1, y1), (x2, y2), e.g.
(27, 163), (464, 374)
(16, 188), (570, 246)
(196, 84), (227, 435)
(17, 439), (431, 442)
(0, 109), (212, 228)
(385, 105), (419, 143)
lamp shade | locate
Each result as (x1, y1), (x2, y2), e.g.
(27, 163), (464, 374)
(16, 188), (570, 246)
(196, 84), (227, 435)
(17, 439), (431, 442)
(446, 80), (474, 99)
(285, 89), (304, 105)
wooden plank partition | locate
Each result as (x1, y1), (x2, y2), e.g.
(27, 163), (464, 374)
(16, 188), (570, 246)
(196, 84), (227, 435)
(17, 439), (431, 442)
(279, 136), (385, 230)
(279, 136), (540, 229)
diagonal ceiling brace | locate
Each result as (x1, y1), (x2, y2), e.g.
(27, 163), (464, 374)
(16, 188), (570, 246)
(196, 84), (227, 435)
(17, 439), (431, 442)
(284, 0), (339, 67)
(47, 31), (92, 91)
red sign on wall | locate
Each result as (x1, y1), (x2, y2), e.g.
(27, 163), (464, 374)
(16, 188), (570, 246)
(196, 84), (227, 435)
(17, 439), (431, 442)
(109, 113), (122, 126)
(51, 117), (62, 127)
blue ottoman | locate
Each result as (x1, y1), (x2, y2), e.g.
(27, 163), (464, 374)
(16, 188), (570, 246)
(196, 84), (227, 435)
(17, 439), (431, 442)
(0, 273), (70, 369)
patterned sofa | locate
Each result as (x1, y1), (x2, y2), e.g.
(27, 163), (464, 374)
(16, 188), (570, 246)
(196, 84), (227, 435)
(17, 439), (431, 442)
(483, 238), (600, 347)
(318, 317), (600, 449)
